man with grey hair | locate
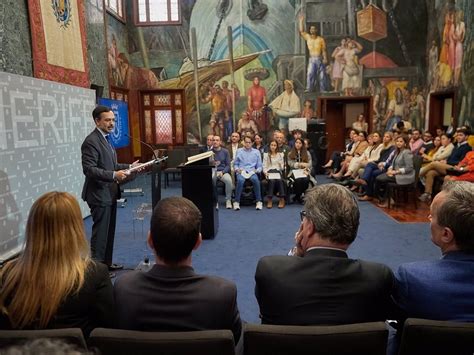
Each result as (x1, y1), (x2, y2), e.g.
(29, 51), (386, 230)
(255, 183), (394, 325)
(392, 181), (474, 321)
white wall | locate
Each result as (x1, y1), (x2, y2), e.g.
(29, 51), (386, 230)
(0, 72), (95, 262)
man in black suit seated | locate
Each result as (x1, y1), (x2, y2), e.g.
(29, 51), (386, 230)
(114, 197), (242, 343)
(255, 183), (394, 325)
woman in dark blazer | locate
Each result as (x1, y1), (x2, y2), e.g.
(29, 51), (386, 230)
(374, 135), (415, 207)
(0, 192), (114, 337)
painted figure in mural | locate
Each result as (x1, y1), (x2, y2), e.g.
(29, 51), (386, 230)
(454, 10), (465, 86)
(448, 11), (456, 74)
(298, 14), (329, 93)
(269, 80), (301, 133)
(108, 34), (123, 87)
(384, 87), (404, 132)
(428, 41), (439, 89)
(408, 87), (425, 130)
(247, 76), (267, 132)
(237, 111), (259, 138)
(331, 38), (347, 93)
(438, 11), (454, 87)
(204, 84), (227, 137)
(342, 38), (363, 96)
(222, 80), (240, 142)
(373, 86), (389, 133)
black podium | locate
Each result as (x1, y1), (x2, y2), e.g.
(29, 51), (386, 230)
(181, 160), (218, 239)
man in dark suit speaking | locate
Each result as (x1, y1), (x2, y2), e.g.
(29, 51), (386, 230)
(255, 183), (394, 325)
(81, 105), (138, 272)
(114, 197), (242, 343)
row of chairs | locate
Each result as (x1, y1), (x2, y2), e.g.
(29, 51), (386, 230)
(0, 319), (473, 355)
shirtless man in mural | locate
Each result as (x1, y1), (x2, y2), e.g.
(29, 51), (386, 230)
(247, 76), (267, 133)
(203, 84), (227, 137)
(298, 13), (329, 93)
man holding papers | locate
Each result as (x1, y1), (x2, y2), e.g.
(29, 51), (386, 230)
(81, 105), (140, 274)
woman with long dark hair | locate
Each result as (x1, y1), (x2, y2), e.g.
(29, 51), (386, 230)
(0, 192), (114, 336)
(263, 140), (286, 208)
(287, 138), (312, 203)
(374, 135), (415, 207)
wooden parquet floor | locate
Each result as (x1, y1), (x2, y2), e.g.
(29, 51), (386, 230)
(372, 197), (430, 223)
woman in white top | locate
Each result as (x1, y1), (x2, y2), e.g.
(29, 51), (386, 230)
(420, 134), (454, 175)
(263, 140), (286, 209)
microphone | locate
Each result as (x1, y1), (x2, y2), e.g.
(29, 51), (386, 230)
(125, 134), (158, 160)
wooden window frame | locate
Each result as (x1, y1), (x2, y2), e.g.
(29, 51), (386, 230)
(105, 0), (126, 23)
(133, 0), (182, 26)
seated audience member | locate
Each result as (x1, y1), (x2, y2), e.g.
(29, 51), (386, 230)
(202, 134), (215, 152)
(393, 181), (474, 322)
(0, 192), (114, 337)
(237, 111), (258, 137)
(420, 134), (454, 169)
(288, 129), (304, 148)
(330, 130), (369, 179)
(460, 124), (474, 148)
(301, 99), (314, 121)
(233, 135), (263, 210)
(356, 132), (395, 201)
(419, 131), (435, 155)
(274, 130), (290, 153)
(419, 128), (471, 202)
(253, 133), (265, 156)
(322, 129), (357, 173)
(288, 138), (313, 204)
(226, 131), (243, 162)
(114, 197), (242, 342)
(420, 135), (440, 166)
(374, 135), (414, 208)
(408, 129), (423, 155)
(255, 184), (394, 325)
(444, 150), (474, 183)
(435, 126), (445, 137)
(352, 113), (368, 133)
(348, 132), (383, 177)
(263, 140), (286, 209)
(212, 135), (233, 209)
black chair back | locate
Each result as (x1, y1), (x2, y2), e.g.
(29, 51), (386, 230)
(398, 318), (474, 355)
(89, 328), (235, 355)
(244, 322), (388, 355)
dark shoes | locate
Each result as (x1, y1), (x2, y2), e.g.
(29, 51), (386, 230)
(108, 263), (124, 271)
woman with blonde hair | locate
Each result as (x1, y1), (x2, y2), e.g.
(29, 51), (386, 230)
(0, 192), (114, 336)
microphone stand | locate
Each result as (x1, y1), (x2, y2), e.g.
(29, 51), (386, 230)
(125, 134), (163, 270)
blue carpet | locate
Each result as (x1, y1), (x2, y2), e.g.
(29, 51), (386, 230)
(84, 174), (440, 324)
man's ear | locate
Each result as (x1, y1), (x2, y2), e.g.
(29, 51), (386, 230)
(147, 231), (155, 251)
(193, 233), (203, 251)
(441, 226), (455, 245)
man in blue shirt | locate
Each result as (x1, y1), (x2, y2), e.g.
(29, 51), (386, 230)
(233, 136), (263, 210)
(393, 181), (474, 322)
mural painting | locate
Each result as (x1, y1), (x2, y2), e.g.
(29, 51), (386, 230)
(103, 0), (472, 147)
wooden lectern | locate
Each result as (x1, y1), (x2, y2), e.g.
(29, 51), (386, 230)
(181, 154), (218, 239)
